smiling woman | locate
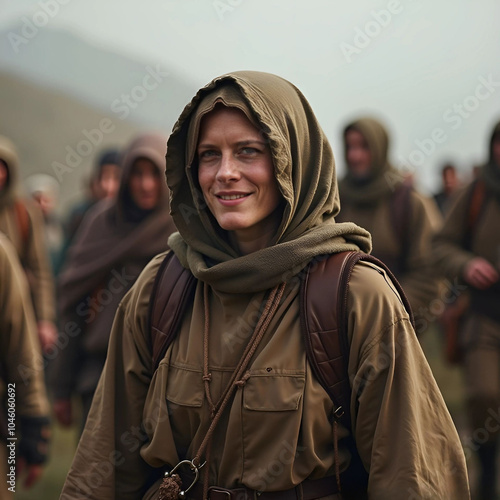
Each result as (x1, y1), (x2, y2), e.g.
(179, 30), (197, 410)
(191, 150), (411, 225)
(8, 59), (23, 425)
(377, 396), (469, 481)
(60, 71), (470, 500)
(197, 105), (282, 254)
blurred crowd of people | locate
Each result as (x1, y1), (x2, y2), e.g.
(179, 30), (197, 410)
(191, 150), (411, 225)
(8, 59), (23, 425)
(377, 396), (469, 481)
(0, 116), (499, 499)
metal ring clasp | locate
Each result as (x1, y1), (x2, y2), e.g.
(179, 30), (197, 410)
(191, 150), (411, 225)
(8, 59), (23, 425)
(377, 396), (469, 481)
(165, 459), (206, 498)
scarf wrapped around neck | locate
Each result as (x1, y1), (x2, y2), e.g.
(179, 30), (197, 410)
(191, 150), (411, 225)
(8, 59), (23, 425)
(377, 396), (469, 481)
(166, 71), (371, 293)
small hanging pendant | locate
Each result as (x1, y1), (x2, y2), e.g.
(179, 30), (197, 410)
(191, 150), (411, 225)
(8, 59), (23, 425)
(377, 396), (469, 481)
(158, 472), (182, 500)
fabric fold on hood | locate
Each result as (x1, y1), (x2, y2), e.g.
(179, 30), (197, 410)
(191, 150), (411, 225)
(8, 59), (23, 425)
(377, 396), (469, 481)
(481, 120), (500, 199)
(339, 117), (402, 205)
(166, 71), (371, 293)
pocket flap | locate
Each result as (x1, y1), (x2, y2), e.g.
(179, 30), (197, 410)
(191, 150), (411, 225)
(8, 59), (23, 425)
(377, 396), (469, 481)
(165, 364), (204, 407)
(243, 373), (304, 411)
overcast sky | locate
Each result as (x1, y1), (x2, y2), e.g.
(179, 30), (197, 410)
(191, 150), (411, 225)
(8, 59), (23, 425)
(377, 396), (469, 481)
(2, 0), (500, 192)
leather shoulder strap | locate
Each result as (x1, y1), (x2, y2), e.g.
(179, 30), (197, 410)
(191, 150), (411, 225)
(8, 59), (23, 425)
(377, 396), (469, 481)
(300, 251), (413, 430)
(148, 252), (197, 371)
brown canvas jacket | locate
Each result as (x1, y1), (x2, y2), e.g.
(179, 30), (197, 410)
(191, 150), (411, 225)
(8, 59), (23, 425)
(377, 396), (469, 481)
(60, 253), (469, 500)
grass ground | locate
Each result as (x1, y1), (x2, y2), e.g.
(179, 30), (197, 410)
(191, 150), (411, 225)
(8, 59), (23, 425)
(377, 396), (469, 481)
(17, 326), (475, 499)
(16, 424), (78, 499)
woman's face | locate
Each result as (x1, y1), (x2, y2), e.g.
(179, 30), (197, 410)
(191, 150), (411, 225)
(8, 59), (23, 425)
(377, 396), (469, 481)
(345, 129), (372, 179)
(128, 158), (161, 211)
(197, 106), (282, 253)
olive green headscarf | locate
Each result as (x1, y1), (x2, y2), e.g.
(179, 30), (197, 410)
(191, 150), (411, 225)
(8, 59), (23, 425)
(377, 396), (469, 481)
(166, 71), (371, 293)
(339, 117), (402, 205)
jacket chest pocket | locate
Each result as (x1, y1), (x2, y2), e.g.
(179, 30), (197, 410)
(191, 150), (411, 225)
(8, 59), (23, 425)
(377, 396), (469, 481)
(165, 364), (204, 407)
(164, 364), (204, 451)
(243, 372), (305, 411)
(240, 371), (305, 481)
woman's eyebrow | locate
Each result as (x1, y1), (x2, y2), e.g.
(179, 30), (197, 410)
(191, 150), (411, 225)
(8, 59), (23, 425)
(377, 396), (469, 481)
(197, 142), (217, 150)
(235, 140), (267, 147)
(197, 139), (268, 150)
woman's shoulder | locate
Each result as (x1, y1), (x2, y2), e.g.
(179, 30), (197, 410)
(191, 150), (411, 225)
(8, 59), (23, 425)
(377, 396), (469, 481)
(347, 259), (411, 327)
(345, 258), (415, 362)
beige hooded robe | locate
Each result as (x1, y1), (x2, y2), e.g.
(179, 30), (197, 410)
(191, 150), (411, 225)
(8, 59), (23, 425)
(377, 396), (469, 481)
(0, 135), (56, 324)
(336, 118), (443, 334)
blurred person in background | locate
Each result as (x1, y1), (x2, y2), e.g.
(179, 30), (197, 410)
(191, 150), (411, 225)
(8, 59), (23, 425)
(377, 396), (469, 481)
(433, 120), (500, 500)
(51, 133), (176, 433)
(25, 173), (64, 274)
(0, 232), (51, 498)
(433, 163), (461, 215)
(0, 135), (57, 353)
(57, 148), (122, 275)
(336, 117), (443, 336)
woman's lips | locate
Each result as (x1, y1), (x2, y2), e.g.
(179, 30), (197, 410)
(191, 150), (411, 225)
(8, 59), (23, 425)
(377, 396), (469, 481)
(216, 193), (250, 206)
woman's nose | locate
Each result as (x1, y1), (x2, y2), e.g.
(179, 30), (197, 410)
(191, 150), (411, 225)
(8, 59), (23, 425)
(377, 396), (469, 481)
(215, 155), (240, 182)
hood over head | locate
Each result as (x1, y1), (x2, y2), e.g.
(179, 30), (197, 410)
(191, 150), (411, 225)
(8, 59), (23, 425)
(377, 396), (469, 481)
(58, 132), (175, 315)
(340, 116), (401, 204)
(0, 135), (20, 207)
(343, 117), (390, 178)
(115, 132), (169, 224)
(165, 71), (371, 293)
(96, 148), (121, 170)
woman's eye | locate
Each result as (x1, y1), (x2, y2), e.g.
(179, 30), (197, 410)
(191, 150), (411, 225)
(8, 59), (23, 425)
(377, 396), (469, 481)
(199, 150), (218, 160)
(240, 147), (258, 155)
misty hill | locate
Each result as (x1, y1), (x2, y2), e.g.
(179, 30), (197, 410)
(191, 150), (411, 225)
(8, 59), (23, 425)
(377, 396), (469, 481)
(0, 24), (196, 131)
(0, 71), (141, 212)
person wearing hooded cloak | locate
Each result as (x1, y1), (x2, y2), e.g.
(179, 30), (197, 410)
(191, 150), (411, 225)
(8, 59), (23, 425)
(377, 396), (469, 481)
(51, 133), (176, 432)
(336, 118), (443, 336)
(60, 72), (469, 500)
(0, 232), (51, 498)
(0, 135), (57, 353)
(57, 148), (122, 276)
(433, 120), (500, 500)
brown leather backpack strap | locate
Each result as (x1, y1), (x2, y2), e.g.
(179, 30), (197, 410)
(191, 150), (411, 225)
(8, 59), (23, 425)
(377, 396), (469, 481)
(148, 252), (197, 371)
(301, 251), (413, 496)
(300, 251), (414, 430)
(300, 251), (353, 429)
